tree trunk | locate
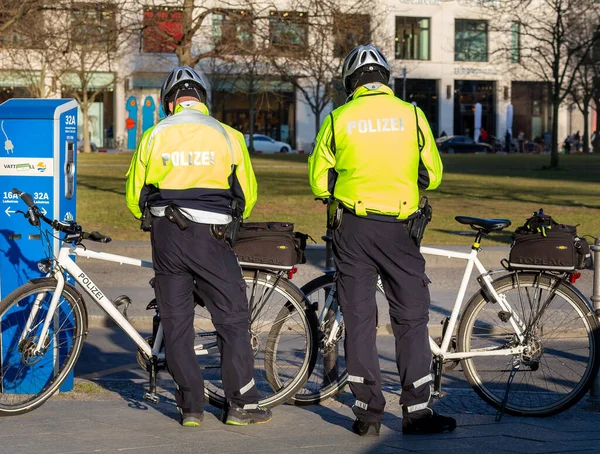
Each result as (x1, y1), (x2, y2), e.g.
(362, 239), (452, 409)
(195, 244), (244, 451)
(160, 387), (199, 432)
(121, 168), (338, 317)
(248, 90), (255, 153)
(582, 99), (590, 153)
(82, 90), (91, 154)
(178, 0), (194, 66)
(550, 100), (560, 168)
(595, 97), (600, 153)
(314, 108), (321, 137)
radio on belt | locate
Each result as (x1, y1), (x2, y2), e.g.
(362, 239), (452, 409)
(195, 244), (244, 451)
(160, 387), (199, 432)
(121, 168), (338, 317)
(0, 98), (78, 393)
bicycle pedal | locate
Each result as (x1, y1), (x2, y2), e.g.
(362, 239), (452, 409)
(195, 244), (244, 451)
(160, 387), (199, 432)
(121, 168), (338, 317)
(143, 392), (159, 404)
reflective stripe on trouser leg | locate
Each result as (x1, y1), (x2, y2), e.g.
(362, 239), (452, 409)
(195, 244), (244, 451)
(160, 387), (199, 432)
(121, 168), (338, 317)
(353, 400), (384, 415)
(402, 374), (433, 391)
(333, 214), (385, 423)
(402, 385), (433, 416)
(347, 375), (377, 385)
(238, 378), (255, 396)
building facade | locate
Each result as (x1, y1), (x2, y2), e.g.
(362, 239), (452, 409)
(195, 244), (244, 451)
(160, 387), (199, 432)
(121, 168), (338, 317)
(0, 0), (594, 152)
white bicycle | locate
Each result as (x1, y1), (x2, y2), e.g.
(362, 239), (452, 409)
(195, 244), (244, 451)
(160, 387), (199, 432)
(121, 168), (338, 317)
(0, 189), (316, 416)
(295, 217), (600, 417)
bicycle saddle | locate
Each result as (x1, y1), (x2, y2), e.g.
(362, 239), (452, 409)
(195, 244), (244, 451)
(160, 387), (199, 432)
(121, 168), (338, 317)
(454, 216), (511, 232)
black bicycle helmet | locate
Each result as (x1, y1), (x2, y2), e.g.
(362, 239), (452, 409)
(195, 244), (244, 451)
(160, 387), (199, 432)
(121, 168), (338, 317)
(341, 44), (390, 95)
(160, 66), (208, 115)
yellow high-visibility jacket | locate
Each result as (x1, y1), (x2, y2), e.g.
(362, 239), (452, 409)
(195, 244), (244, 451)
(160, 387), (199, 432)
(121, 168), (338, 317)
(126, 102), (257, 219)
(308, 84), (443, 220)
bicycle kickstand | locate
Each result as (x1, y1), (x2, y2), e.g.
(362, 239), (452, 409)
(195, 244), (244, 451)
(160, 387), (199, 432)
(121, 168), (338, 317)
(432, 356), (444, 399)
(143, 356), (160, 404)
(495, 357), (520, 422)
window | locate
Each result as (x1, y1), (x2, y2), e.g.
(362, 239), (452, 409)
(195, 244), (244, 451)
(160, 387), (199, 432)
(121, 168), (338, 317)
(269, 11), (308, 55)
(143, 6), (183, 53)
(455, 19), (488, 62)
(71, 3), (117, 51)
(395, 17), (430, 60)
(212, 10), (253, 54)
(511, 22), (520, 63)
(333, 14), (371, 58)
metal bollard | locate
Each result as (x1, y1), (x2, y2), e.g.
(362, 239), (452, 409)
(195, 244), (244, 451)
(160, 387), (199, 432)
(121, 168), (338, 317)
(585, 237), (600, 411)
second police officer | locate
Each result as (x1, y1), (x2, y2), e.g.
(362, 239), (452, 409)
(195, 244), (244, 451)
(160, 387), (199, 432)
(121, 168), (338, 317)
(308, 45), (457, 436)
(125, 66), (271, 428)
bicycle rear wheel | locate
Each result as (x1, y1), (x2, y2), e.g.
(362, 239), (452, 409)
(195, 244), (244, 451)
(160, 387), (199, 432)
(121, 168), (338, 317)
(0, 279), (86, 416)
(196, 270), (315, 409)
(458, 272), (599, 417)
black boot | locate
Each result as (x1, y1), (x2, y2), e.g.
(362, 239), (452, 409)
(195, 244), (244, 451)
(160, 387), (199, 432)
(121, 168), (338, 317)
(402, 411), (456, 434)
(352, 419), (381, 437)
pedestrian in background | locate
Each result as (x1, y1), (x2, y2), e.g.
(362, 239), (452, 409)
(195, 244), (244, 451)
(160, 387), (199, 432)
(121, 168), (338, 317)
(517, 131), (525, 153)
(479, 127), (488, 143)
(308, 44), (455, 437)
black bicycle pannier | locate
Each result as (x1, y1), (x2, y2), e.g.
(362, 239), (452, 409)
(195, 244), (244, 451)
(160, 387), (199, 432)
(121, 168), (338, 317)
(508, 210), (591, 271)
(233, 222), (307, 267)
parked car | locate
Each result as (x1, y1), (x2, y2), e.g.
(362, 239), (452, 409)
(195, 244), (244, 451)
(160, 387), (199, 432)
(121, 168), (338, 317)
(244, 134), (292, 153)
(77, 139), (98, 153)
(435, 136), (493, 154)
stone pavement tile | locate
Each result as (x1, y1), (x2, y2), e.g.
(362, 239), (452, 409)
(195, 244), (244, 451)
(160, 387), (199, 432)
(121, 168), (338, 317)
(378, 434), (512, 454)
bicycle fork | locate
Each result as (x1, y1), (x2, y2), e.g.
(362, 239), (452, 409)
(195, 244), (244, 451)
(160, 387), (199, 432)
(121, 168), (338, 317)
(21, 270), (66, 355)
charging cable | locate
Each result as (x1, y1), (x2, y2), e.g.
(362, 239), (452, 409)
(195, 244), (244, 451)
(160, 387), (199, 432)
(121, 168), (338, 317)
(1, 121), (14, 153)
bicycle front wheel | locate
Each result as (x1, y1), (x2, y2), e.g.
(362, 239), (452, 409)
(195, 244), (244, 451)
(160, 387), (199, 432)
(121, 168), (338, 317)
(0, 279), (86, 416)
(197, 270), (315, 409)
(458, 272), (599, 417)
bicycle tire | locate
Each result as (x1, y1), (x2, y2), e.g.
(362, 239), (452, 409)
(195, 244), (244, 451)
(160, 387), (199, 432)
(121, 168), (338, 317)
(196, 270), (315, 409)
(458, 272), (600, 417)
(0, 279), (86, 416)
(291, 274), (385, 406)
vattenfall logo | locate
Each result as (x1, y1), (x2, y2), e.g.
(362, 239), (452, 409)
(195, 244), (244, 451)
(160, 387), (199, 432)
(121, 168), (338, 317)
(5, 163), (34, 171)
(37, 162), (46, 172)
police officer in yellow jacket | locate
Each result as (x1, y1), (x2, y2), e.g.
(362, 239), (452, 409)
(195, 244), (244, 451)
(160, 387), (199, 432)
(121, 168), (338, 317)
(126, 66), (271, 427)
(309, 45), (456, 436)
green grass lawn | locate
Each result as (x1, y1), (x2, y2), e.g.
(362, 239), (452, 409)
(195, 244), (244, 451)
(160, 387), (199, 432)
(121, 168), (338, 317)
(77, 152), (600, 246)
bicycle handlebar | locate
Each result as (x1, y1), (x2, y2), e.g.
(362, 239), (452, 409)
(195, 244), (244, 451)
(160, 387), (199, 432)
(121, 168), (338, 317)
(11, 188), (112, 244)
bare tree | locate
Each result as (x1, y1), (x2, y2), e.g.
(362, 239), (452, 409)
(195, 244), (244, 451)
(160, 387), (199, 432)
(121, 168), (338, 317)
(138, 0), (245, 67)
(206, 4), (275, 152)
(485, 0), (600, 167)
(265, 0), (387, 136)
(0, 0), (42, 35)
(1, 0), (137, 153)
(0, 0), (52, 98)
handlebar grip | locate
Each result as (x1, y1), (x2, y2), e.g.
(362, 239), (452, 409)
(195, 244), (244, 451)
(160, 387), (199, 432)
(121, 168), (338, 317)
(84, 231), (112, 243)
(12, 188), (35, 208)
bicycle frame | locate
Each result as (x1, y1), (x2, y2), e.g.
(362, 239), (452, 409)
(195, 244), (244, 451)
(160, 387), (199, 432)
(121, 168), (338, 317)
(318, 245), (527, 361)
(29, 245), (157, 359)
(420, 246), (525, 360)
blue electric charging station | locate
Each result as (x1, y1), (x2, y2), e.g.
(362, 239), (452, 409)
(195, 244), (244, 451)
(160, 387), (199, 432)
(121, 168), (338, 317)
(0, 98), (78, 393)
